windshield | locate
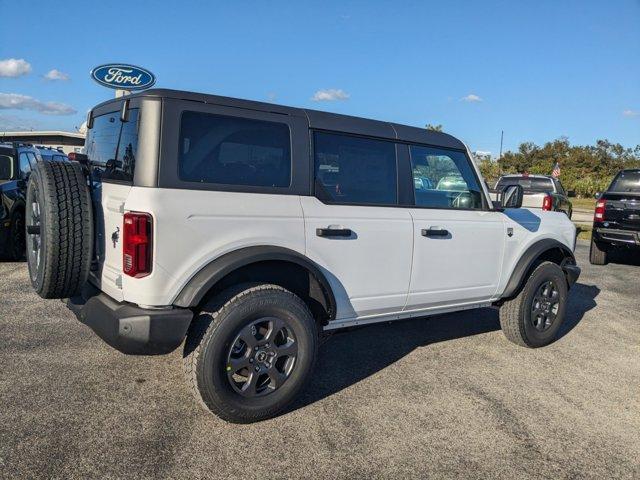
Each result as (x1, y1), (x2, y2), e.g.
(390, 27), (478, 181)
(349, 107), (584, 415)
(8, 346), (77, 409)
(496, 177), (553, 193)
(609, 171), (640, 193)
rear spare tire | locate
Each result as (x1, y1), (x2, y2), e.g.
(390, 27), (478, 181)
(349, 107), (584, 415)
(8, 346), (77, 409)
(26, 161), (93, 299)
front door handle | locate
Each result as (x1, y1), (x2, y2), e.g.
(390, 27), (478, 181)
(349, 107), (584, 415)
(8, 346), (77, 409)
(421, 227), (449, 237)
(316, 226), (353, 238)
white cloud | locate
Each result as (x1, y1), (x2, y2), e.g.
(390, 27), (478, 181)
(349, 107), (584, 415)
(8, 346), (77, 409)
(461, 94), (482, 102)
(44, 69), (70, 81)
(311, 88), (350, 102)
(622, 109), (639, 117)
(0, 114), (41, 131)
(0, 93), (76, 115)
(474, 150), (492, 157)
(0, 58), (32, 78)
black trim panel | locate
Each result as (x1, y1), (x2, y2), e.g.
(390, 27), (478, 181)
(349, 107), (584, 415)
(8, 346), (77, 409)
(501, 239), (578, 298)
(172, 246), (337, 318)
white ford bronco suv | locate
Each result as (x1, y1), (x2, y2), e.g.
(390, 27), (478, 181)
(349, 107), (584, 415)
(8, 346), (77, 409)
(25, 89), (580, 423)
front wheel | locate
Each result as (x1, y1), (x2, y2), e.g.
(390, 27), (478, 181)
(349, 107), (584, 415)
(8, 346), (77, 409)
(499, 262), (568, 348)
(183, 284), (317, 423)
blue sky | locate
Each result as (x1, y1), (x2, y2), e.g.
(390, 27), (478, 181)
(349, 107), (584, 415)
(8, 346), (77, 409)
(1, 0), (638, 155)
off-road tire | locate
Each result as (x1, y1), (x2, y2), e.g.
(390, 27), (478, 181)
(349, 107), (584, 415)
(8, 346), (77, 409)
(589, 236), (608, 265)
(499, 261), (568, 348)
(183, 283), (317, 423)
(26, 161), (93, 299)
(9, 210), (25, 261)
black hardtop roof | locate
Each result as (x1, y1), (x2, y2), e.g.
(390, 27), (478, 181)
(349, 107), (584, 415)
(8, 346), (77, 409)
(92, 88), (466, 150)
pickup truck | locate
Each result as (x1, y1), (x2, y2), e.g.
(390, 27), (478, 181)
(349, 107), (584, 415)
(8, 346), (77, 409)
(590, 169), (640, 264)
(491, 175), (573, 218)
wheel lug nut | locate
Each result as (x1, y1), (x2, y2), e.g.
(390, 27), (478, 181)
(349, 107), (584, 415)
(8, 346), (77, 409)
(265, 343), (270, 348)
(249, 358), (254, 363)
(254, 366), (260, 372)
(254, 346), (259, 351)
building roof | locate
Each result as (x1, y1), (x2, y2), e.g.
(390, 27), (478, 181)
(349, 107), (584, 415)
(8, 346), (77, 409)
(0, 130), (85, 139)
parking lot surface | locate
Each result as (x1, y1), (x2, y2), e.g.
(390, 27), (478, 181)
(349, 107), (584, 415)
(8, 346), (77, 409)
(1, 241), (638, 479)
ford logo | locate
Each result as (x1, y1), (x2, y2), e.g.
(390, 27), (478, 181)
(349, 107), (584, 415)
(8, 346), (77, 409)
(90, 63), (156, 90)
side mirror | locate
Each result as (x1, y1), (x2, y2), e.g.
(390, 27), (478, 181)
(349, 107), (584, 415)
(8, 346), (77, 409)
(594, 192), (601, 200)
(500, 184), (523, 209)
(567, 190), (576, 197)
(0, 156), (13, 181)
(68, 152), (89, 165)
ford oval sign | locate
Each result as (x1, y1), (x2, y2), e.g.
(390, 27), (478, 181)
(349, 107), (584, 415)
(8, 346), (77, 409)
(90, 64), (156, 91)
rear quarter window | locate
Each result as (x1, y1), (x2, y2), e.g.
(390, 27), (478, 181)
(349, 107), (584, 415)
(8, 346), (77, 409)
(178, 111), (291, 188)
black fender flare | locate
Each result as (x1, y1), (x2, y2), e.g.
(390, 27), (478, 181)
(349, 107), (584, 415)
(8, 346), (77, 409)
(501, 239), (578, 299)
(172, 245), (337, 318)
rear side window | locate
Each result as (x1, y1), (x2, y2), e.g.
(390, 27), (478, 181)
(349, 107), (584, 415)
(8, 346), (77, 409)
(85, 109), (140, 182)
(178, 111), (291, 188)
(0, 154), (12, 180)
(314, 131), (397, 205)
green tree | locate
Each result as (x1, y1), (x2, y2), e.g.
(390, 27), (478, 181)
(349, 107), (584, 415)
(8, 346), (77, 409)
(425, 124), (443, 132)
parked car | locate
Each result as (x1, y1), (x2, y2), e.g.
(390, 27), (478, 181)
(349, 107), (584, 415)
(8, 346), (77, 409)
(25, 88), (579, 423)
(589, 169), (640, 265)
(0, 143), (46, 259)
(492, 174), (573, 218)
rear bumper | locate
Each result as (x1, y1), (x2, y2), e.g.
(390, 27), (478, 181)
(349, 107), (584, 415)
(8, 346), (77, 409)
(593, 227), (640, 248)
(65, 283), (193, 355)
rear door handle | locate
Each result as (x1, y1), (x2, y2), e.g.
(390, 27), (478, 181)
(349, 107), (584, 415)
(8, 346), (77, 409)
(421, 227), (449, 237)
(316, 226), (353, 238)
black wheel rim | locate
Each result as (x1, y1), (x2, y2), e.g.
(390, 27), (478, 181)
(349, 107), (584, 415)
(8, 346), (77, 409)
(530, 280), (560, 332)
(26, 187), (41, 279)
(225, 317), (297, 397)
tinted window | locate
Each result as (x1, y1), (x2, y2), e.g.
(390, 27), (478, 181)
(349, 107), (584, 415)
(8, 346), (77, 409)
(85, 108), (139, 182)
(410, 146), (483, 209)
(609, 170), (640, 193)
(496, 177), (553, 193)
(179, 111), (291, 188)
(314, 132), (397, 205)
(18, 152), (31, 178)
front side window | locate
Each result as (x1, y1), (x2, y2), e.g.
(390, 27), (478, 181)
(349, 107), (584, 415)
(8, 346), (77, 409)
(314, 132), (397, 205)
(410, 146), (483, 209)
(178, 111), (291, 188)
(85, 108), (140, 182)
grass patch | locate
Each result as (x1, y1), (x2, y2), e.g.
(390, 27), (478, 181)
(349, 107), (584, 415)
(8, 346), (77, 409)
(571, 197), (596, 211)
(576, 225), (593, 241)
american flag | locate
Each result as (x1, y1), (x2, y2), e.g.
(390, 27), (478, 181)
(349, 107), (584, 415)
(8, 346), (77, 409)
(552, 162), (561, 178)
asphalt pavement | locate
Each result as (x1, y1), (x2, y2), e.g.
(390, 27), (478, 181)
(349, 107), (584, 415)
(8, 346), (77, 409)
(0, 241), (638, 479)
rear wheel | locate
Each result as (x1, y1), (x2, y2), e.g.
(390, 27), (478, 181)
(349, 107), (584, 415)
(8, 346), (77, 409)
(500, 262), (568, 348)
(589, 236), (608, 265)
(26, 161), (93, 298)
(183, 283), (317, 423)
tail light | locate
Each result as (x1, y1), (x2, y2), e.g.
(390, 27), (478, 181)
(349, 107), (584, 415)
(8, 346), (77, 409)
(123, 212), (152, 278)
(594, 200), (606, 221)
(542, 195), (553, 211)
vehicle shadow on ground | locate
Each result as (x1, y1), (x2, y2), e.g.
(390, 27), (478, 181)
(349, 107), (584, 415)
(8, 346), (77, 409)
(290, 282), (599, 414)
(607, 250), (640, 267)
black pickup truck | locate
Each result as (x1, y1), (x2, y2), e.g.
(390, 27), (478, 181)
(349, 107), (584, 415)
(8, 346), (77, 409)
(590, 169), (640, 265)
(0, 143), (46, 259)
